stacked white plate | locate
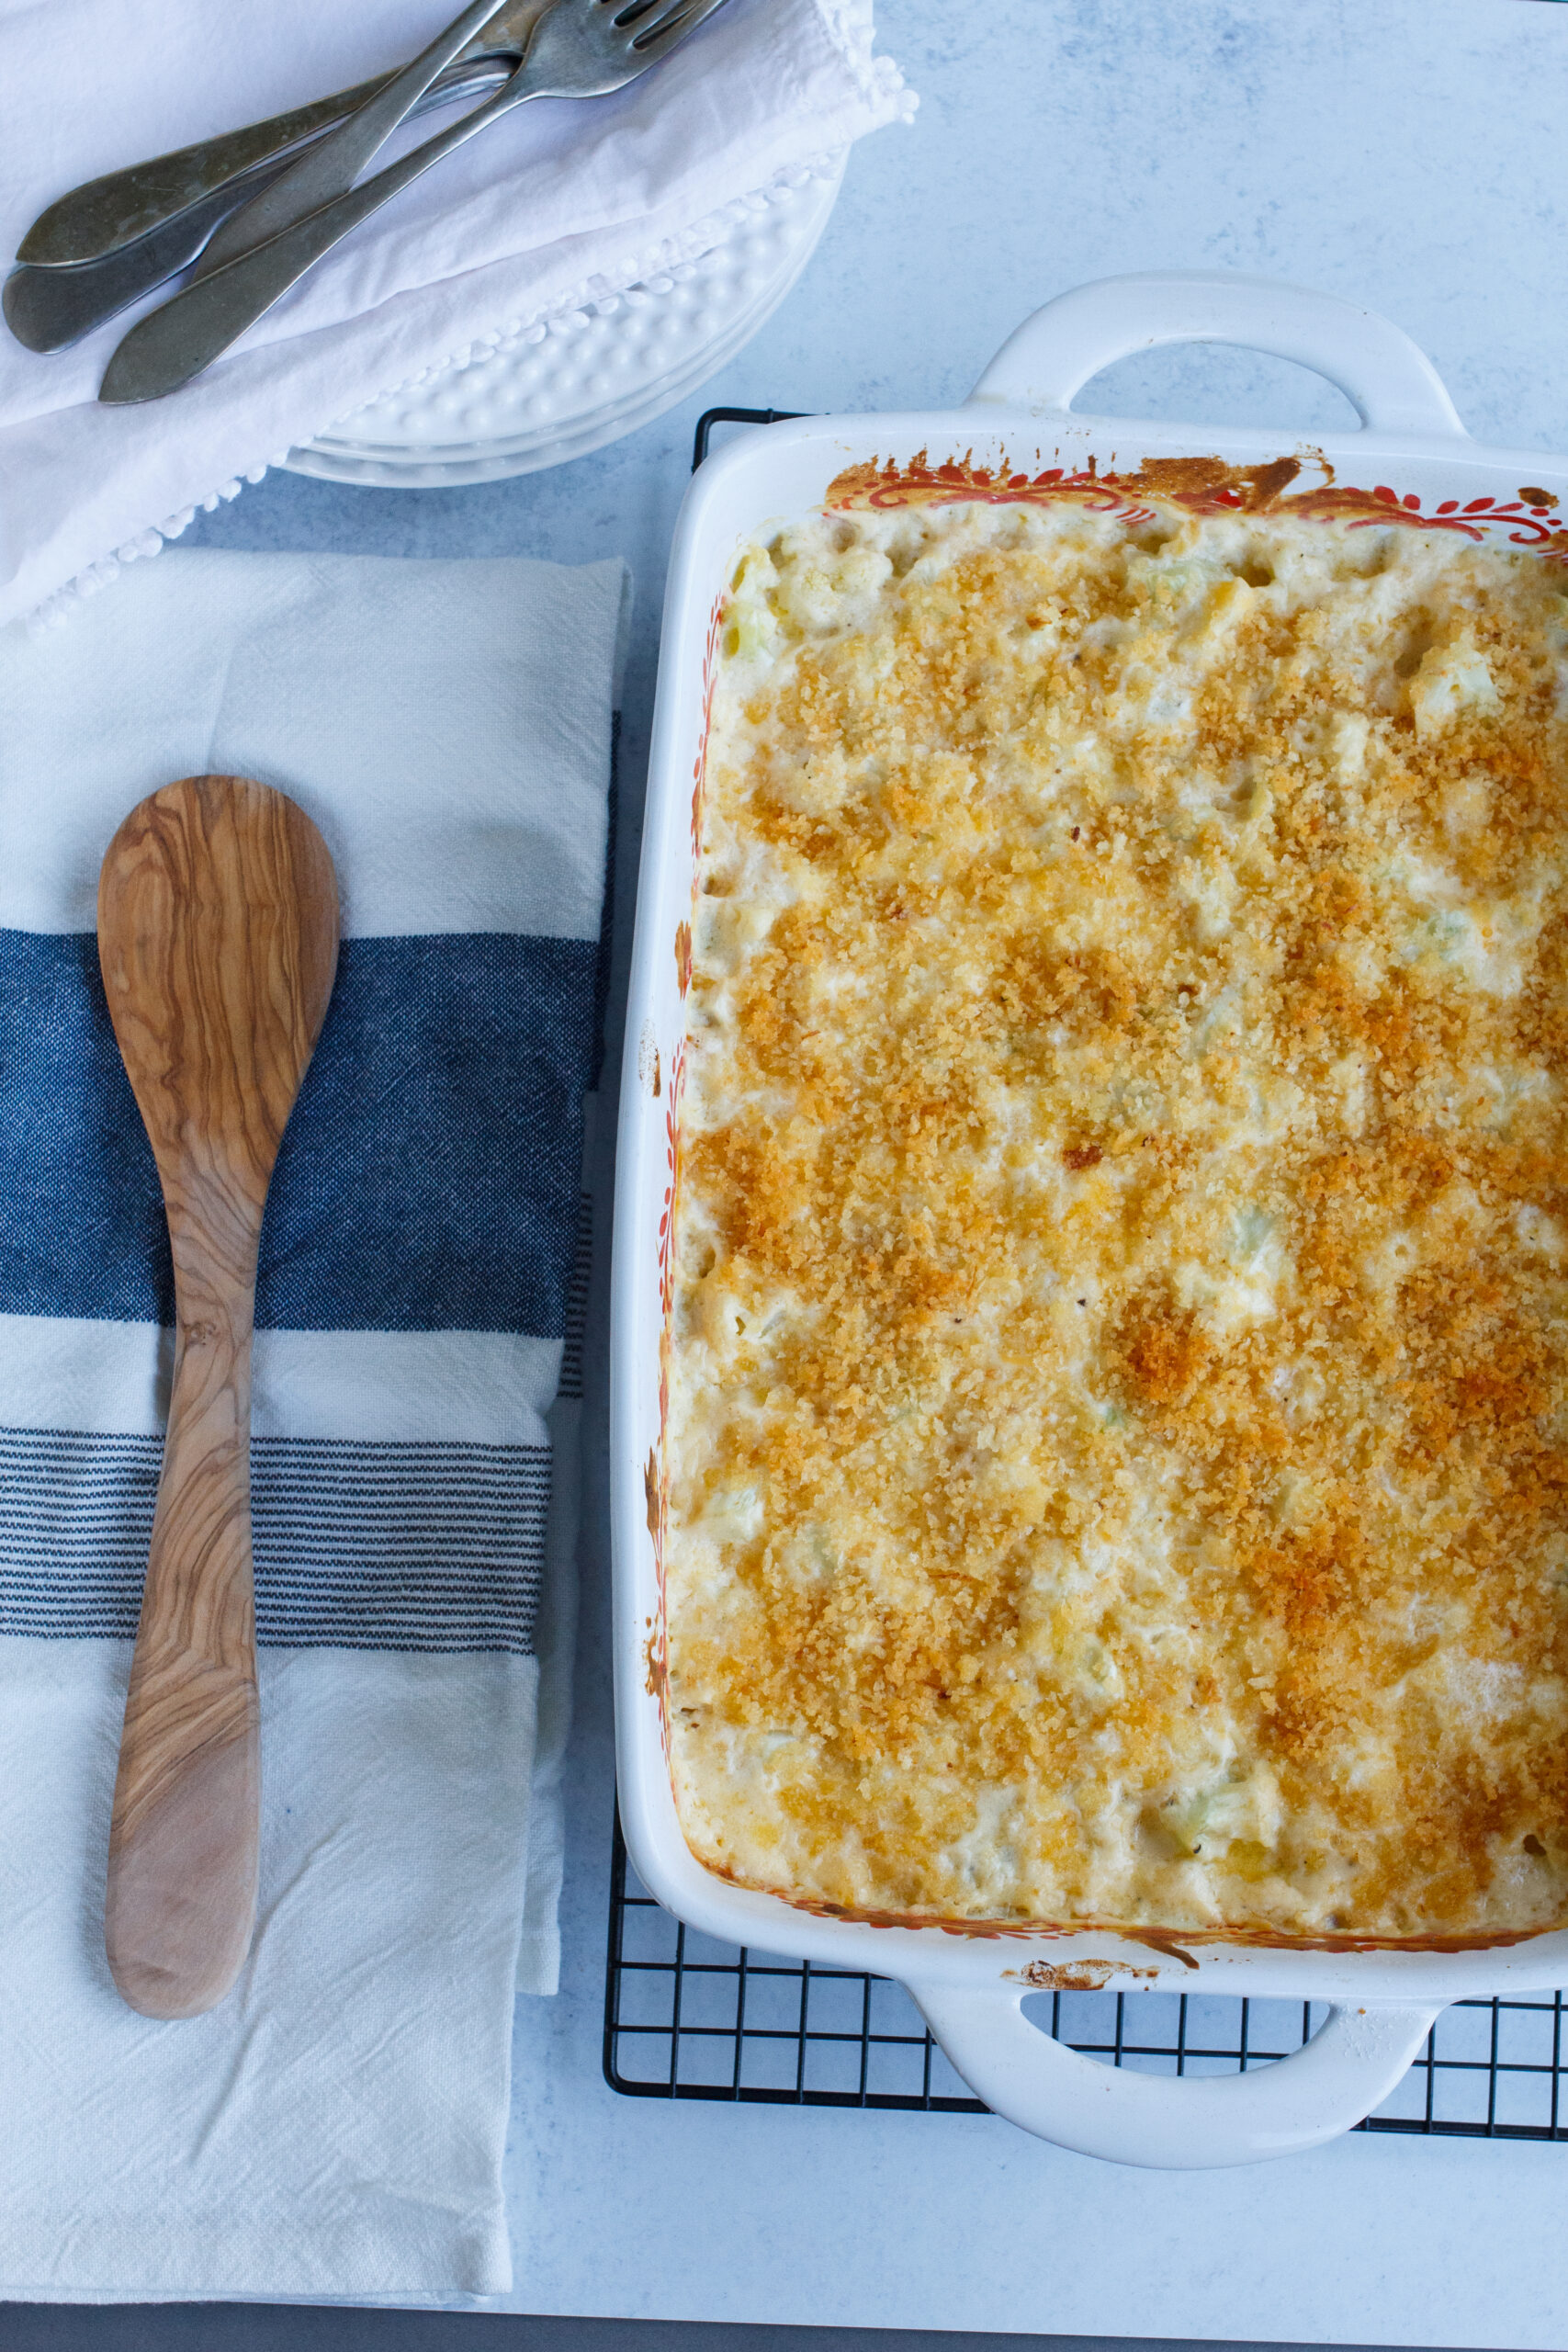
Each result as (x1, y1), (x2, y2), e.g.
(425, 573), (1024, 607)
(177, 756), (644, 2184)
(284, 157), (843, 488)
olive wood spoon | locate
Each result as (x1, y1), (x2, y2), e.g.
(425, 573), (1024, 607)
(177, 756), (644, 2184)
(97, 775), (338, 2018)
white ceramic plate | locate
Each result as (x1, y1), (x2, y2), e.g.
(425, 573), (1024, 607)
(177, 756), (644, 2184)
(281, 158), (843, 489)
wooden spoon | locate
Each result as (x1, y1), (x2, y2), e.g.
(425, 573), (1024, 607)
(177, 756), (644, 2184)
(97, 775), (338, 2018)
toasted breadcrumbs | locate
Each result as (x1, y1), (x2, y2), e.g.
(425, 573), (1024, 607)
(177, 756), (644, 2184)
(664, 497), (1568, 1939)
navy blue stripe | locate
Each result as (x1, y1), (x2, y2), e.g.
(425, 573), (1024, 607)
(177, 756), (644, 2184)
(0, 929), (597, 1335)
(0, 1425), (545, 1653)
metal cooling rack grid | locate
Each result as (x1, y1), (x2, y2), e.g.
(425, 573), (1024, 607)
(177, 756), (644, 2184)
(603, 1818), (1567, 2137)
(609, 408), (1568, 2145)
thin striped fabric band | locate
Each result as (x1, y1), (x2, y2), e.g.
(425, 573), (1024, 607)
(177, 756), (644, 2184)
(0, 1193), (591, 1657)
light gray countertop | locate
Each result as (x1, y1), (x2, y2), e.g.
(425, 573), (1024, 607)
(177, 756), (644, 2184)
(183, 0), (1568, 2337)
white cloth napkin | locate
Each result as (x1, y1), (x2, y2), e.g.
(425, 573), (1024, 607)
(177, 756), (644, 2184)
(0, 544), (627, 2298)
(0, 0), (912, 628)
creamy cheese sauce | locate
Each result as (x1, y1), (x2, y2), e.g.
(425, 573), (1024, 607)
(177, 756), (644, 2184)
(664, 498), (1568, 1937)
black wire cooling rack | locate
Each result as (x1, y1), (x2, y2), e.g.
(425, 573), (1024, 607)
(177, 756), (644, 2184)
(606, 408), (1568, 2146)
(603, 1816), (1568, 2139)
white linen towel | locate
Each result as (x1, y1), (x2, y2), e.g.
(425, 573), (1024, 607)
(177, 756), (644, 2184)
(0, 0), (913, 628)
(0, 544), (627, 2297)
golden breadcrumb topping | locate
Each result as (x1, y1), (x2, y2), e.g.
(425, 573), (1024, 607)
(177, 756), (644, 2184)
(664, 496), (1568, 1939)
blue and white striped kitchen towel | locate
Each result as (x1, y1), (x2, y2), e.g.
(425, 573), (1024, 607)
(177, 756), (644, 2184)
(0, 545), (627, 2300)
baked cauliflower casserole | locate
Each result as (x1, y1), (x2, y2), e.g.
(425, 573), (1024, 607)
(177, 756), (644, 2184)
(664, 490), (1568, 1940)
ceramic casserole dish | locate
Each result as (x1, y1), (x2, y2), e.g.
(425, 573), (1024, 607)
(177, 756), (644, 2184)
(612, 270), (1568, 2168)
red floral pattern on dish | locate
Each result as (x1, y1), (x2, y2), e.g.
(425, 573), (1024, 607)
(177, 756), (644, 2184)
(647, 1034), (687, 1750)
(826, 450), (1568, 557)
(656, 1036), (687, 1329)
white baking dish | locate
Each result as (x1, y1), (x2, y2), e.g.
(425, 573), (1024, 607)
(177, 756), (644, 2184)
(612, 270), (1568, 2169)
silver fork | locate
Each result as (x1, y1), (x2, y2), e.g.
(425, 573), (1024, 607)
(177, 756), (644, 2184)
(100, 0), (733, 405)
(195, 0), (523, 277)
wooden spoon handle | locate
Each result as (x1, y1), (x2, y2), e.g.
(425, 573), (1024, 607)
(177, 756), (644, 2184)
(106, 1313), (259, 2019)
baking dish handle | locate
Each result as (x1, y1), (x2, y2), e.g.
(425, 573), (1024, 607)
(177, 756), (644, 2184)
(910, 1984), (1441, 2168)
(968, 271), (1467, 440)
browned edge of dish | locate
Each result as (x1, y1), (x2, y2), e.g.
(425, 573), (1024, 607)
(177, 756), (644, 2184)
(693, 1853), (1566, 1961)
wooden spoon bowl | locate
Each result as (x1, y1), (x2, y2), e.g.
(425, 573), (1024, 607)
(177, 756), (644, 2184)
(97, 775), (338, 2018)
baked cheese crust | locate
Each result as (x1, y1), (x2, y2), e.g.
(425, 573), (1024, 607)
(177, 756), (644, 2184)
(664, 495), (1568, 1939)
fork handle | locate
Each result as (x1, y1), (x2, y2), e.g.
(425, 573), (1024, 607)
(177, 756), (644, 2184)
(2, 62), (514, 356)
(17, 77), (395, 267)
(98, 71), (536, 405)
